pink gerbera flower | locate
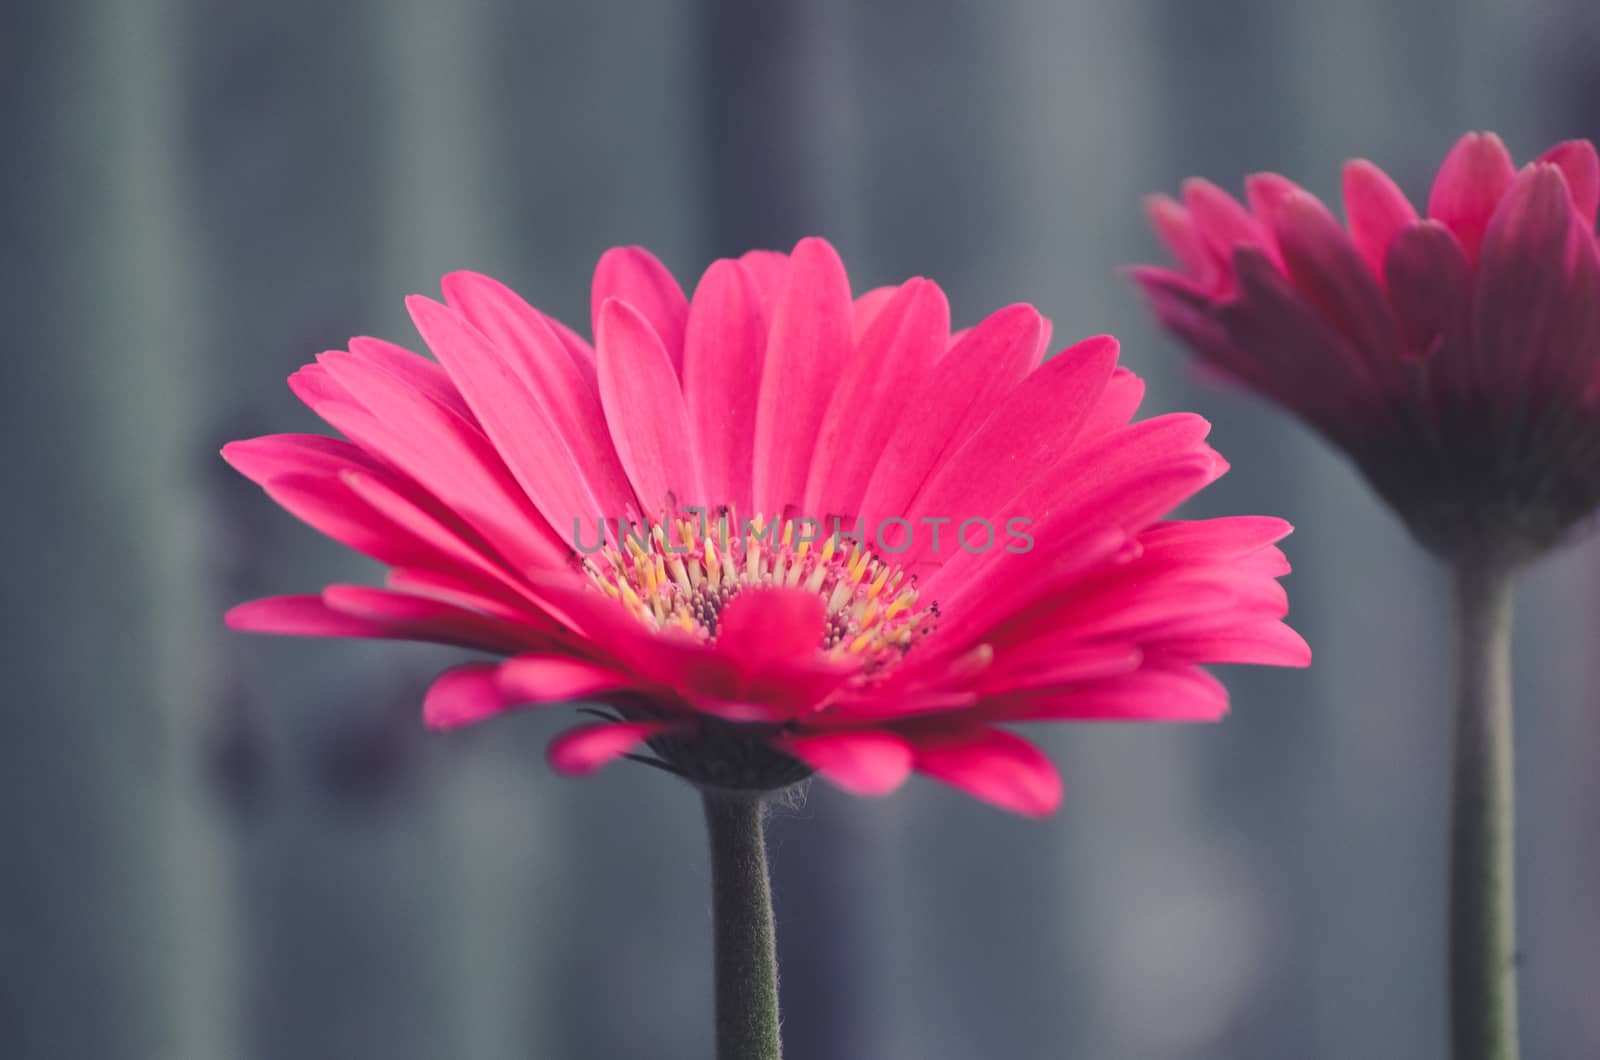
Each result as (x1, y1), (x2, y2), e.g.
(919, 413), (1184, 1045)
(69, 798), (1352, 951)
(226, 237), (1308, 815)
(1133, 132), (1600, 565)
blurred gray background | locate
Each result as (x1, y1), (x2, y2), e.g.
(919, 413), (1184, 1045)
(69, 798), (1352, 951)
(7, 0), (1599, 1057)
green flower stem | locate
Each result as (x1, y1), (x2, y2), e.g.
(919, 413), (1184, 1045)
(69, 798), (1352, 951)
(702, 792), (782, 1060)
(1449, 561), (1519, 1060)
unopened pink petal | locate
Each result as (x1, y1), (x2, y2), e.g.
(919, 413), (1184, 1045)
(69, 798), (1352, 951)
(1272, 191), (1398, 372)
(1539, 140), (1600, 229)
(1342, 159), (1418, 278)
(1427, 131), (1516, 262)
(1215, 247), (1376, 417)
(1473, 165), (1588, 390)
(1182, 178), (1275, 272)
(1384, 219), (1472, 364)
(1244, 172), (1301, 241)
(1145, 194), (1215, 279)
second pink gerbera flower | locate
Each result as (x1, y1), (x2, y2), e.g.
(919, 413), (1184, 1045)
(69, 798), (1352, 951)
(226, 237), (1308, 814)
(1134, 133), (1600, 564)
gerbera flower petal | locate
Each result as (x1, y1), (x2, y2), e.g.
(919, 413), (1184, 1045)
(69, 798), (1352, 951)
(497, 656), (637, 703)
(1427, 131), (1517, 262)
(804, 277), (949, 518)
(778, 731), (915, 797)
(1146, 194), (1216, 281)
(548, 720), (677, 776)
(1341, 159), (1419, 278)
(440, 270), (635, 513)
(737, 248), (791, 305)
(320, 584), (545, 653)
(1272, 192), (1398, 369)
(1183, 178), (1276, 273)
(424, 663), (510, 729)
(1152, 621), (1314, 668)
(683, 259), (767, 514)
(406, 295), (600, 539)
(752, 237), (853, 515)
(1383, 219), (1471, 363)
(345, 336), (473, 418)
(857, 303), (1043, 518)
(850, 285), (903, 342)
(1005, 667), (1232, 722)
(1538, 139), (1600, 229)
(713, 587), (827, 672)
(1472, 164), (1587, 391)
(913, 729), (1063, 817)
(1244, 172), (1302, 228)
(898, 335), (1120, 568)
(227, 594), (392, 638)
(286, 363), (564, 571)
(591, 246), (689, 374)
(441, 271), (593, 377)
(596, 297), (705, 509)
(1074, 365), (1148, 440)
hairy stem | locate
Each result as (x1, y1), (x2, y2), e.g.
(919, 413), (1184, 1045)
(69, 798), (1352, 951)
(702, 792), (781, 1060)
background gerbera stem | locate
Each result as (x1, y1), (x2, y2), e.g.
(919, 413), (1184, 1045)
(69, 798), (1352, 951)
(1449, 561), (1519, 1060)
(703, 791), (782, 1060)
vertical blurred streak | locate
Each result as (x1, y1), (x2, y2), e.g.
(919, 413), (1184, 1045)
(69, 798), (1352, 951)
(985, 4), (1252, 1058)
(181, 2), (476, 1056)
(700, 0), (857, 256)
(696, 5), (886, 1060)
(0, 1), (236, 1057)
(1516, 551), (1600, 1060)
(367, 2), (564, 1058)
(1518, 10), (1600, 1056)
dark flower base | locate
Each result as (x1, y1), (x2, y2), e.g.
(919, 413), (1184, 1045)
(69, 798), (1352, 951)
(646, 722), (815, 793)
(1349, 396), (1600, 567)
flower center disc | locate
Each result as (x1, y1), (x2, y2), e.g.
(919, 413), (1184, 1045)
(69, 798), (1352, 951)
(579, 507), (936, 670)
